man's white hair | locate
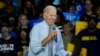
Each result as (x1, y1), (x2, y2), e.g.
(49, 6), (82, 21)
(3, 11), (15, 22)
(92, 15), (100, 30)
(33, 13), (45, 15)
(43, 5), (57, 14)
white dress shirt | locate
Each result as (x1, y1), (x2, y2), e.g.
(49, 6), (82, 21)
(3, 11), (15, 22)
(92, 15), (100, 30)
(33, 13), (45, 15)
(28, 20), (71, 56)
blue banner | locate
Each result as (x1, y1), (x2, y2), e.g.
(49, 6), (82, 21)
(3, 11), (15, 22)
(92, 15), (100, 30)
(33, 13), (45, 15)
(63, 12), (81, 26)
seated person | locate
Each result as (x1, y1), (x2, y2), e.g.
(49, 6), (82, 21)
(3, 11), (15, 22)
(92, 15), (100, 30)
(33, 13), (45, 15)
(0, 23), (23, 56)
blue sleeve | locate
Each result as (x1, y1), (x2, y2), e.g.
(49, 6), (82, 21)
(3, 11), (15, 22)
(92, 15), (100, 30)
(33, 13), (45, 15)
(29, 25), (45, 54)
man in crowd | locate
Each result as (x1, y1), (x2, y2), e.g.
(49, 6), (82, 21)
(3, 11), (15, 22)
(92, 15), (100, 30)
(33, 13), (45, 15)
(28, 5), (71, 56)
(77, 16), (100, 56)
(0, 23), (23, 56)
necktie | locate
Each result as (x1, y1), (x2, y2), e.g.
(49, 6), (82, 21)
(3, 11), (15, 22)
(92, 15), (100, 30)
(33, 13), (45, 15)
(48, 26), (53, 56)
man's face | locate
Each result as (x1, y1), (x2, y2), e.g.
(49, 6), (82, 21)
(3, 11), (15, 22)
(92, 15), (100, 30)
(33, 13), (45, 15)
(69, 5), (76, 13)
(96, 7), (100, 16)
(88, 19), (97, 29)
(1, 26), (9, 37)
(85, 0), (93, 10)
(44, 9), (57, 25)
(63, 23), (72, 34)
(20, 15), (28, 26)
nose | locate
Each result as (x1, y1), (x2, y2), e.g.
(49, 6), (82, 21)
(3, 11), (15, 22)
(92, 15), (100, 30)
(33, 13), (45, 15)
(52, 15), (57, 20)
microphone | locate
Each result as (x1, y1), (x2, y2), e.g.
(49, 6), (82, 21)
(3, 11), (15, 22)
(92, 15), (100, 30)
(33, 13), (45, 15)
(51, 25), (57, 42)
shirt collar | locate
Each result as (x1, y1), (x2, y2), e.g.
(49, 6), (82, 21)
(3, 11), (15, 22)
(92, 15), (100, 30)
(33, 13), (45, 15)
(42, 20), (49, 28)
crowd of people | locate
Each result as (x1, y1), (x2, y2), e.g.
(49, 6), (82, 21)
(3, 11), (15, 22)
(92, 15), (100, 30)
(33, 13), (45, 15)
(0, 0), (100, 56)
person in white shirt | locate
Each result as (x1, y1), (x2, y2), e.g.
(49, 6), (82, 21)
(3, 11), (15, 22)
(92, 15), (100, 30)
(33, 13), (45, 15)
(28, 5), (71, 56)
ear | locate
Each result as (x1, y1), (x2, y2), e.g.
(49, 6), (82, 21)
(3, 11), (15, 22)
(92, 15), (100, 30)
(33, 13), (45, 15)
(43, 13), (46, 19)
